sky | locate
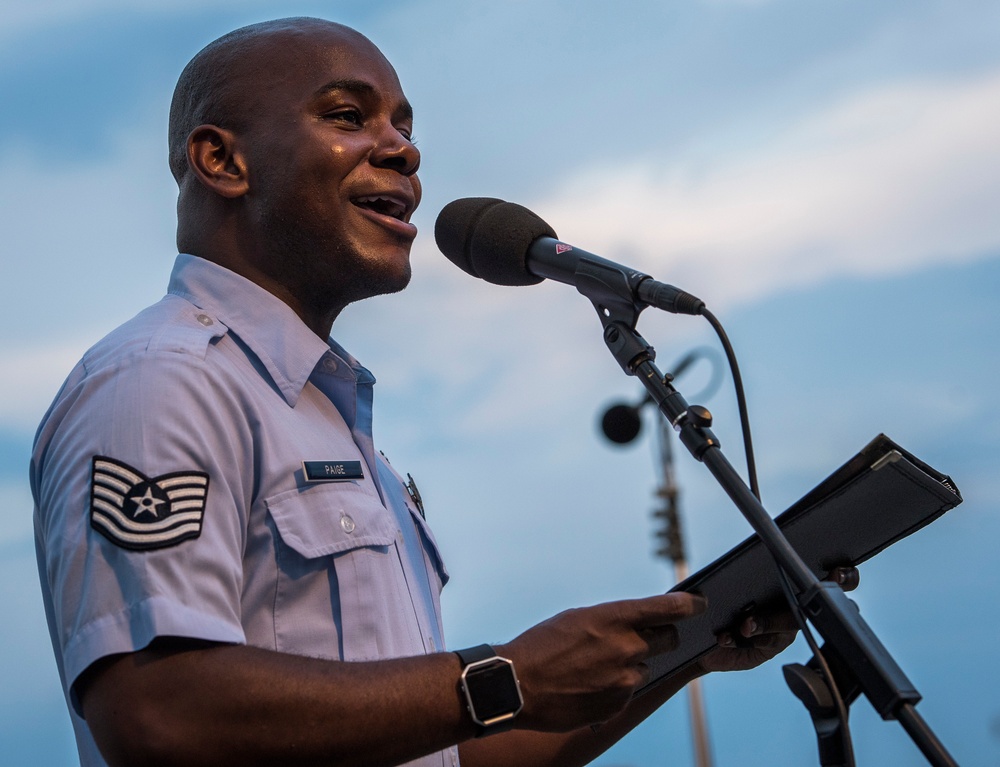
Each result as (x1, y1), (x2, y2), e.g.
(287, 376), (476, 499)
(1, 0), (999, 764)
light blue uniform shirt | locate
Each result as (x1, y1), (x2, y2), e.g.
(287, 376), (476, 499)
(32, 254), (456, 767)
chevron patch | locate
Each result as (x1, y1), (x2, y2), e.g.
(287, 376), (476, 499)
(90, 456), (209, 551)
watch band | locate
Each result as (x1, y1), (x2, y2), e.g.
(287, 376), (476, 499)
(454, 644), (497, 665)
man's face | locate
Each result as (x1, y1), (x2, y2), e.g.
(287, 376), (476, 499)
(239, 24), (422, 315)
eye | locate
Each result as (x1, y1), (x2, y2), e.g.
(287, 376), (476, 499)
(325, 108), (363, 127)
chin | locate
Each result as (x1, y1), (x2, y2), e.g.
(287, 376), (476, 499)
(377, 266), (413, 296)
(354, 258), (413, 301)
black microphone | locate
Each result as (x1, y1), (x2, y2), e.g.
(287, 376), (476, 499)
(434, 197), (704, 315)
(600, 401), (647, 444)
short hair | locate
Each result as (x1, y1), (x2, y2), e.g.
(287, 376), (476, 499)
(167, 18), (350, 183)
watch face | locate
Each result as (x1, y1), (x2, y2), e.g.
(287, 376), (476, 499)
(466, 661), (522, 724)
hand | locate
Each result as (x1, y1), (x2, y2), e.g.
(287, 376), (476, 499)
(696, 566), (861, 674)
(497, 592), (706, 731)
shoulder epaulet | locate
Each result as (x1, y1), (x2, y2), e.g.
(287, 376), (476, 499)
(146, 308), (228, 359)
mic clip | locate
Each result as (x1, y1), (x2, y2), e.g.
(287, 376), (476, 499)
(575, 258), (648, 329)
(574, 256), (704, 338)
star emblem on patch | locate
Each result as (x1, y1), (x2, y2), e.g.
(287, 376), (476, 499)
(90, 456), (209, 551)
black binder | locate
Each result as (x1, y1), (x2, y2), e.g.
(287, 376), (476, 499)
(643, 434), (963, 689)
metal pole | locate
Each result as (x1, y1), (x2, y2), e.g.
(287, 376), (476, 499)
(655, 420), (713, 767)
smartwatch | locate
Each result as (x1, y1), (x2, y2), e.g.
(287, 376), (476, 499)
(455, 644), (524, 736)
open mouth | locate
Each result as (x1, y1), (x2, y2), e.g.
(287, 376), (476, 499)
(352, 195), (409, 221)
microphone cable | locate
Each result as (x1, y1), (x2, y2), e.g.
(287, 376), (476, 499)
(700, 307), (760, 502)
(700, 306), (856, 767)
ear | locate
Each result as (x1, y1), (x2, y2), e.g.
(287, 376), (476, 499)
(185, 125), (249, 199)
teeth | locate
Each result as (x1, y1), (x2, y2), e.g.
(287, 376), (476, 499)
(355, 195), (406, 219)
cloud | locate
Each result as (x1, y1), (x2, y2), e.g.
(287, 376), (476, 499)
(530, 69), (1000, 309)
(346, 69), (1000, 454)
(0, 340), (98, 434)
(17, 59), (993, 441)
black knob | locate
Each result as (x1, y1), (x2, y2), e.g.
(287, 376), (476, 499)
(688, 405), (713, 428)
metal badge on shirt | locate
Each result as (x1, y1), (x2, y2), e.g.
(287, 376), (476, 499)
(406, 473), (426, 519)
(90, 456), (209, 551)
(302, 460), (365, 483)
(380, 452), (426, 519)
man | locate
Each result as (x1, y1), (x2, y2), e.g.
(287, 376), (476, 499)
(32, 17), (842, 767)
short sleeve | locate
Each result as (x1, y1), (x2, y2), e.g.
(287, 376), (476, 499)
(32, 335), (255, 710)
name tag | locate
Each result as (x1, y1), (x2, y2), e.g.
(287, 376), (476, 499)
(302, 460), (364, 482)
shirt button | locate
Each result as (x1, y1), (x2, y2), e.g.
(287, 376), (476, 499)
(195, 313), (213, 326)
(340, 514), (356, 534)
(324, 358), (338, 372)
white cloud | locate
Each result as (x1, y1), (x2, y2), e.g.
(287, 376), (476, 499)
(347, 69), (1000, 452)
(8, 63), (999, 453)
(0, 339), (95, 433)
(530, 70), (1000, 310)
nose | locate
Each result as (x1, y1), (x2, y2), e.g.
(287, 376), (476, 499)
(371, 124), (420, 176)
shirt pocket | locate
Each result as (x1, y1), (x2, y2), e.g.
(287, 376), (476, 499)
(267, 483), (396, 557)
(266, 484), (425, 662)
(377, 460), (450, 593)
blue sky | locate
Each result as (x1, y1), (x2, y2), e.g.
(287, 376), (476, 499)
(2, 1), (999, 764)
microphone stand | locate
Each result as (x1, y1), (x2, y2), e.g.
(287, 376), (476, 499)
(600, 353), (717, 767)
(571, 259), (957, 766)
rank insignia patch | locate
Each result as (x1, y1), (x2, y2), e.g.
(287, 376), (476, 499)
(90, 457), (209, 551)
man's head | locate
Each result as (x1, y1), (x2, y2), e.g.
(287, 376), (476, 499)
(169, 18), (421, 335)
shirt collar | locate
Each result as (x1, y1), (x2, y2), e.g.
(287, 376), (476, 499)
(167, 254), (374, 407)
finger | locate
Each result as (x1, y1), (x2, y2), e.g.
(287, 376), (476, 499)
(627, 592), (707, 629)
(719, 622), (797, 651)
(738, 610), (800, 638)
(637, 624), (680, 657)
(636, 661), (652, 688)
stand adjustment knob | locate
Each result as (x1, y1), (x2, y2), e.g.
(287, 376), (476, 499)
(688, 405), (713, 428)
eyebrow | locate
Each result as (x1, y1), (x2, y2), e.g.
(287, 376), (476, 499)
(313, 78), (413, 122)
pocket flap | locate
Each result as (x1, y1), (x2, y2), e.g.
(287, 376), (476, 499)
(404, 499), (450, 587)
(266, 484), (396, 559)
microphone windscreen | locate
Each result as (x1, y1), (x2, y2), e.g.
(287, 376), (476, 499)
(435, 198), (556, 286)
